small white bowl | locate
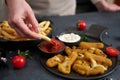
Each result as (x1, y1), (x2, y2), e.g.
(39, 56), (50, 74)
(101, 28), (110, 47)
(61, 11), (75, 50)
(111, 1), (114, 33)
(57, 32), (81, 46)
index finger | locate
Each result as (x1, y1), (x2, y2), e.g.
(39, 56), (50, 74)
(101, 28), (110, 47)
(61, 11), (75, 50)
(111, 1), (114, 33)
(27, 11), (39, 33)
(15, 18), (40, 39)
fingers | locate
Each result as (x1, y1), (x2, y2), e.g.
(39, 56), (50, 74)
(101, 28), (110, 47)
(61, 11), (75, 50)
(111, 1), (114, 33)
(18, 19), (40, 39)
(27, 11), (39, 33)
(95, 0), (120, 12)
(112, 4), (120, 11)
(9, 18), (40, 39)
(6, 0), (40, 39)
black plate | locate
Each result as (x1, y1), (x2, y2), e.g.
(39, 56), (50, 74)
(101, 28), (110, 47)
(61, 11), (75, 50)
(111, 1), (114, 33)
(40, 53), (118, 80)
(39, 33), (119, 80)
(0, 39), (42, 50)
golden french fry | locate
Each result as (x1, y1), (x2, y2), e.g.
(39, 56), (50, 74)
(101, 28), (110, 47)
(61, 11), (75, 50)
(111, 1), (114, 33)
(2, 27), (16, 34)
(42, 21), (50, 31)
(39, 31), (46, 36)
(44, 27), (52, 35)
(39, 21), (51, 31)
(1, 30), (18, 39)
(39, 34), (51, 42)
(0, 35), (3, 38)
(39, 21), (47, 28)
(1, 21), (10, 28)
(0, 28), (2, 34)
(38, 21), (52, 36)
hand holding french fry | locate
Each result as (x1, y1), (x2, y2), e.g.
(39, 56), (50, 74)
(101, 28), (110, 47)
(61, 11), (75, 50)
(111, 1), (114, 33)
(0, 20), (52, 41)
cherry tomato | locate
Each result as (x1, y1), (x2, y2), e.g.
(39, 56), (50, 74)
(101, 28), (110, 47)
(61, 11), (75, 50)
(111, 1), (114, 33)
(12, 55), (26, 69)
(106, 47), (119, 57)
(77, 20), (87, 30)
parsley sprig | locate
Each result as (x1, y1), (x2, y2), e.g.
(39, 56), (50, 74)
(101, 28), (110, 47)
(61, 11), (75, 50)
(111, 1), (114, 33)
(78, 33), (89, 42)
(18, 50), (33, 59)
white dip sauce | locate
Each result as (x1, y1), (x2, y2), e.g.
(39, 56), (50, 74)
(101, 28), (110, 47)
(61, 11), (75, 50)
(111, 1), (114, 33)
(58, 33), (81, 43)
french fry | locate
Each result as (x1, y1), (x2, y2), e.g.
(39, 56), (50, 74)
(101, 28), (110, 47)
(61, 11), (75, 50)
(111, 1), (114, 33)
(39, 34), (51, 42)
(1, 30), (17, 39)
(42, 21), (50, 31)
(39, 31), (46, 36)
(44, 27), (52, 35)
(39, 21), (51, 33)
(2, 27), (15, 34)
(39, 21), (47, 28)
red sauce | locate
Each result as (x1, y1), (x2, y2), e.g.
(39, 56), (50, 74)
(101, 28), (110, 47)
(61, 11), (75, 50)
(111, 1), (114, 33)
(39, 38), (64, 53)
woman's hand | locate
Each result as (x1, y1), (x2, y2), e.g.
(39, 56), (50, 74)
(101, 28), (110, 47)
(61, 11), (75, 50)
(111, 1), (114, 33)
(95, 0), (120, 12)
(6, 0), (40, 39)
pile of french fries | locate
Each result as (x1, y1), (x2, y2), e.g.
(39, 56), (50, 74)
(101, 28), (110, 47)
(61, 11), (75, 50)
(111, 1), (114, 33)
(38, 20), (52, 36)
(0, 20), (52, 41)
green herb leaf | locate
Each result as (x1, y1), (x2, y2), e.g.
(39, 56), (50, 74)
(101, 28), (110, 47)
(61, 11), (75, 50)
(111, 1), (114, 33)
(18, 50), (33, 59)
(78, 33), (89, 42)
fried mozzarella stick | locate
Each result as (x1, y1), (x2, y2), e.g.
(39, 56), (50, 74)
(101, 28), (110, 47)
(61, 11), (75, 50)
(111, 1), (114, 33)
(58, 51), (78, 74)
(84, 52), (112, 66)
(46, 54), (65, 67)
(94, 48), (107, 57)
(79, 42), (104, 49)
(73, 57), (107, 76)
(86, 66), (105, 76)
(64, 46), (72, 56)
(86, 58), (106, 76)
(72, 59), (90, 75)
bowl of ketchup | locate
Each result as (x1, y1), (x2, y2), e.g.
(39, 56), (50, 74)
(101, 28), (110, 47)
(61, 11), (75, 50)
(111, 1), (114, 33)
(38, 38), (65, 56)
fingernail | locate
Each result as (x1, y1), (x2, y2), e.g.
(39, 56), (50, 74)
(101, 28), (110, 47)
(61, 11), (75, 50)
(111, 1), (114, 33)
(36, 27), (40, 32)
(34, 25), (39, 32)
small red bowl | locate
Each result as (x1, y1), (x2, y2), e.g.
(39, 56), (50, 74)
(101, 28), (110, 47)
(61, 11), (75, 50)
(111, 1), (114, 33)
(38, 39), (65, 56)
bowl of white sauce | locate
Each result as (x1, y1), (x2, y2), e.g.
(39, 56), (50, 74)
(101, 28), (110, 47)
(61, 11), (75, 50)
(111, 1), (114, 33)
(57, 33), (81, 46)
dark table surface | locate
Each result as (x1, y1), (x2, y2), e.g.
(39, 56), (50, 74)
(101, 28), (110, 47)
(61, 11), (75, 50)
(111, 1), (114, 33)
(0, 12), (120, 80)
